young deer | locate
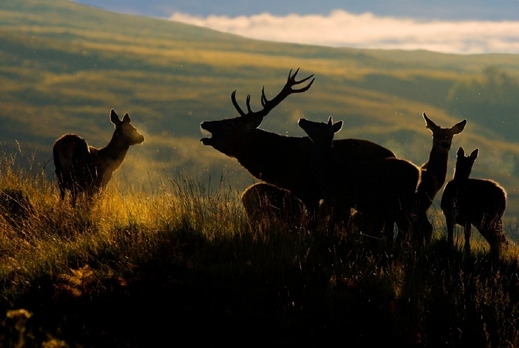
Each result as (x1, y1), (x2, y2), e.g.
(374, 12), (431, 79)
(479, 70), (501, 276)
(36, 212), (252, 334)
(413, 113), (466, 245)
(298, 116), (421, 242)
(53, 109), (145, 206)
(201, 69), (395, 226)
(441, 147), (508, 255)
(241, 182), (307, 229)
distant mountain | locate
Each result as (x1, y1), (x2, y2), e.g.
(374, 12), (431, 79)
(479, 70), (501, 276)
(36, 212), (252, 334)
(2, 0), (519, 223)
(72, 0), (519, 21)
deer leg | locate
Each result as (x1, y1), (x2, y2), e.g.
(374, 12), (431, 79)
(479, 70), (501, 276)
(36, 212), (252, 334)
(384, 216), (395, 248)
(422, 215), (433, 245)
(395, 210), (412, 246)
(463, 222), (472, 253)
(445, 214), (455, 247)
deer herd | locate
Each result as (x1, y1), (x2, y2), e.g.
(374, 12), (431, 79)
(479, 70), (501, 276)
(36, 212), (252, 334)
(53, 69), (509, 255)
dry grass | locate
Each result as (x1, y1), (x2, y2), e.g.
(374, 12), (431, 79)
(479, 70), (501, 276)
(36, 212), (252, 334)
(0, 153), (517, 346)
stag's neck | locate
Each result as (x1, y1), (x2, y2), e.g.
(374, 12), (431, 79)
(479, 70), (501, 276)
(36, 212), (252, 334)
(234, 129), (314, 197)
(236, 130), (311, 175)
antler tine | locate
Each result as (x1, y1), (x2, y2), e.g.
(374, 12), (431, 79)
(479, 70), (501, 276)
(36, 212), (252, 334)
(261, 86), (268, 107)
(287, 67), (315, 93)
(231, 68), (314, 119)
(245, 94), (253, 114)
(231, 90), (246, 117)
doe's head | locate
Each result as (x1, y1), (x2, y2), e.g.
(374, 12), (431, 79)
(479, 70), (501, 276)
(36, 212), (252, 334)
(111, 109), (145, 146)
(454, 147), (478, 180)
(298, 116), (343, 146)
(423, 112), (466, 154)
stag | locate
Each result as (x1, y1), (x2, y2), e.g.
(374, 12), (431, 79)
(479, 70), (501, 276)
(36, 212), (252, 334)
(441, 147), (508, 255)
(413, 113), (466, 245)
(53, 109), (144, 206)
(298, 116), (420, 242)
(200, 69), (395, 226)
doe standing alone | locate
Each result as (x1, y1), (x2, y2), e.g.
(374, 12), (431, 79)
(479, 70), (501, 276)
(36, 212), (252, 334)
(53, 109), (145, 206)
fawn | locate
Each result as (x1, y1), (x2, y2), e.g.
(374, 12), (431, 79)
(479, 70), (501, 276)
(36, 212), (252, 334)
(441, 147), (508, 255)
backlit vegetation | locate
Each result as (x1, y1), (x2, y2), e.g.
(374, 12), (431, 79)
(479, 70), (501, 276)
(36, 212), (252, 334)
(0, 152), (518, 346)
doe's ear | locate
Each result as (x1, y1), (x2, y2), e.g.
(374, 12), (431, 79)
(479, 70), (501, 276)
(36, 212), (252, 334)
(248, 115), (263, 129)
(451, 119), (467, 134)
(110, 109), (122, 125)
(122, 113), (131, 123)
(423, 112), (438, 131)
(470, 148), (479, 160)
(332, 120), (343, 134)
(457, 147), (465, 157)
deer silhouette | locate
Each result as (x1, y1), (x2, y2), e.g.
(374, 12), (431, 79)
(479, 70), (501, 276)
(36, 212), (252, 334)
(298, 116), (420, 242)
(241, 182), (307, 229)
(413, 113), (466, 245)
(53, 109), (144, 206)
(441, 147), (508, 255)
(200, 69), (395, 226)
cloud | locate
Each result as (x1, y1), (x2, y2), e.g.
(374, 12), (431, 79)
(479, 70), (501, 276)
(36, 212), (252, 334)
(169, 10), (519, 54)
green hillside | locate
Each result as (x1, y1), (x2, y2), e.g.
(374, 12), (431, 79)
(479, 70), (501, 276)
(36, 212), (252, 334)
(1, 0), (519, 224)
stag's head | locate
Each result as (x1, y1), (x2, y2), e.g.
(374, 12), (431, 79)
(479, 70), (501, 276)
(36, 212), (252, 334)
(200, 68), (314, 157)
(111, 109), (145, 146)
(423, 112), (466, 154)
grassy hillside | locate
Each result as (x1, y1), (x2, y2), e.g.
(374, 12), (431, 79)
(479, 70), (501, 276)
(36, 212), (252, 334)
(1, 0), (519, 225)
(0, 153), (518, 347)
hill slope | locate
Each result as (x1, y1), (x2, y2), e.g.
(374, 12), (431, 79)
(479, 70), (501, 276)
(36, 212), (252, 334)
(1, 0), (519, 224)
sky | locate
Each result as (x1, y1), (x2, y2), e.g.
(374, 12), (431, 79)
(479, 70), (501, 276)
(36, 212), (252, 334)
(74, 1), (519, 54)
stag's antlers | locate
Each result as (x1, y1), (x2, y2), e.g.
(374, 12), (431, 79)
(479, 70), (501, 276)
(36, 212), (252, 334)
(231, 68), (315, 119)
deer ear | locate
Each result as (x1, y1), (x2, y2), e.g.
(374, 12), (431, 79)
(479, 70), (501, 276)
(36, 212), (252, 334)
(122, 113), (131, 123)
(451, 119), (467, 134)
(327, 116), (333, 126)
(457, 147), (465, 157)
(332, 120), (343, 133)
(470, 149), (479, 160)
(110, 109), (122, 125)
(423, 112), (438, 131)
(249, 115), (263, 129)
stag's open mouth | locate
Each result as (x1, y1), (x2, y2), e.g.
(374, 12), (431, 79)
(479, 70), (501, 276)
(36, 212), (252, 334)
(200, 123), (213, 145)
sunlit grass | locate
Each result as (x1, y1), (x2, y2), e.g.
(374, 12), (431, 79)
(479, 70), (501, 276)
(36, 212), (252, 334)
(0, 151), (518, 346)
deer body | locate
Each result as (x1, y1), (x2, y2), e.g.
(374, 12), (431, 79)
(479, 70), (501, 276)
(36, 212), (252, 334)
(53, 109), (144, 206)
(298, 116), (420, 241)
(414, 113), (466, 245)
(201, 69), (395, 225)
(241, 182), (307, 228)
(441, 148), (507, 255)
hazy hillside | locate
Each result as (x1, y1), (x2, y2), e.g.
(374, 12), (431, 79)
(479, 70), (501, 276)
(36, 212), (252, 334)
(2, 0), (519, 222)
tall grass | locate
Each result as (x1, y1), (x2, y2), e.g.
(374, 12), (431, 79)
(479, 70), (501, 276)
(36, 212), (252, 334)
(0, 153), (518, 346)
